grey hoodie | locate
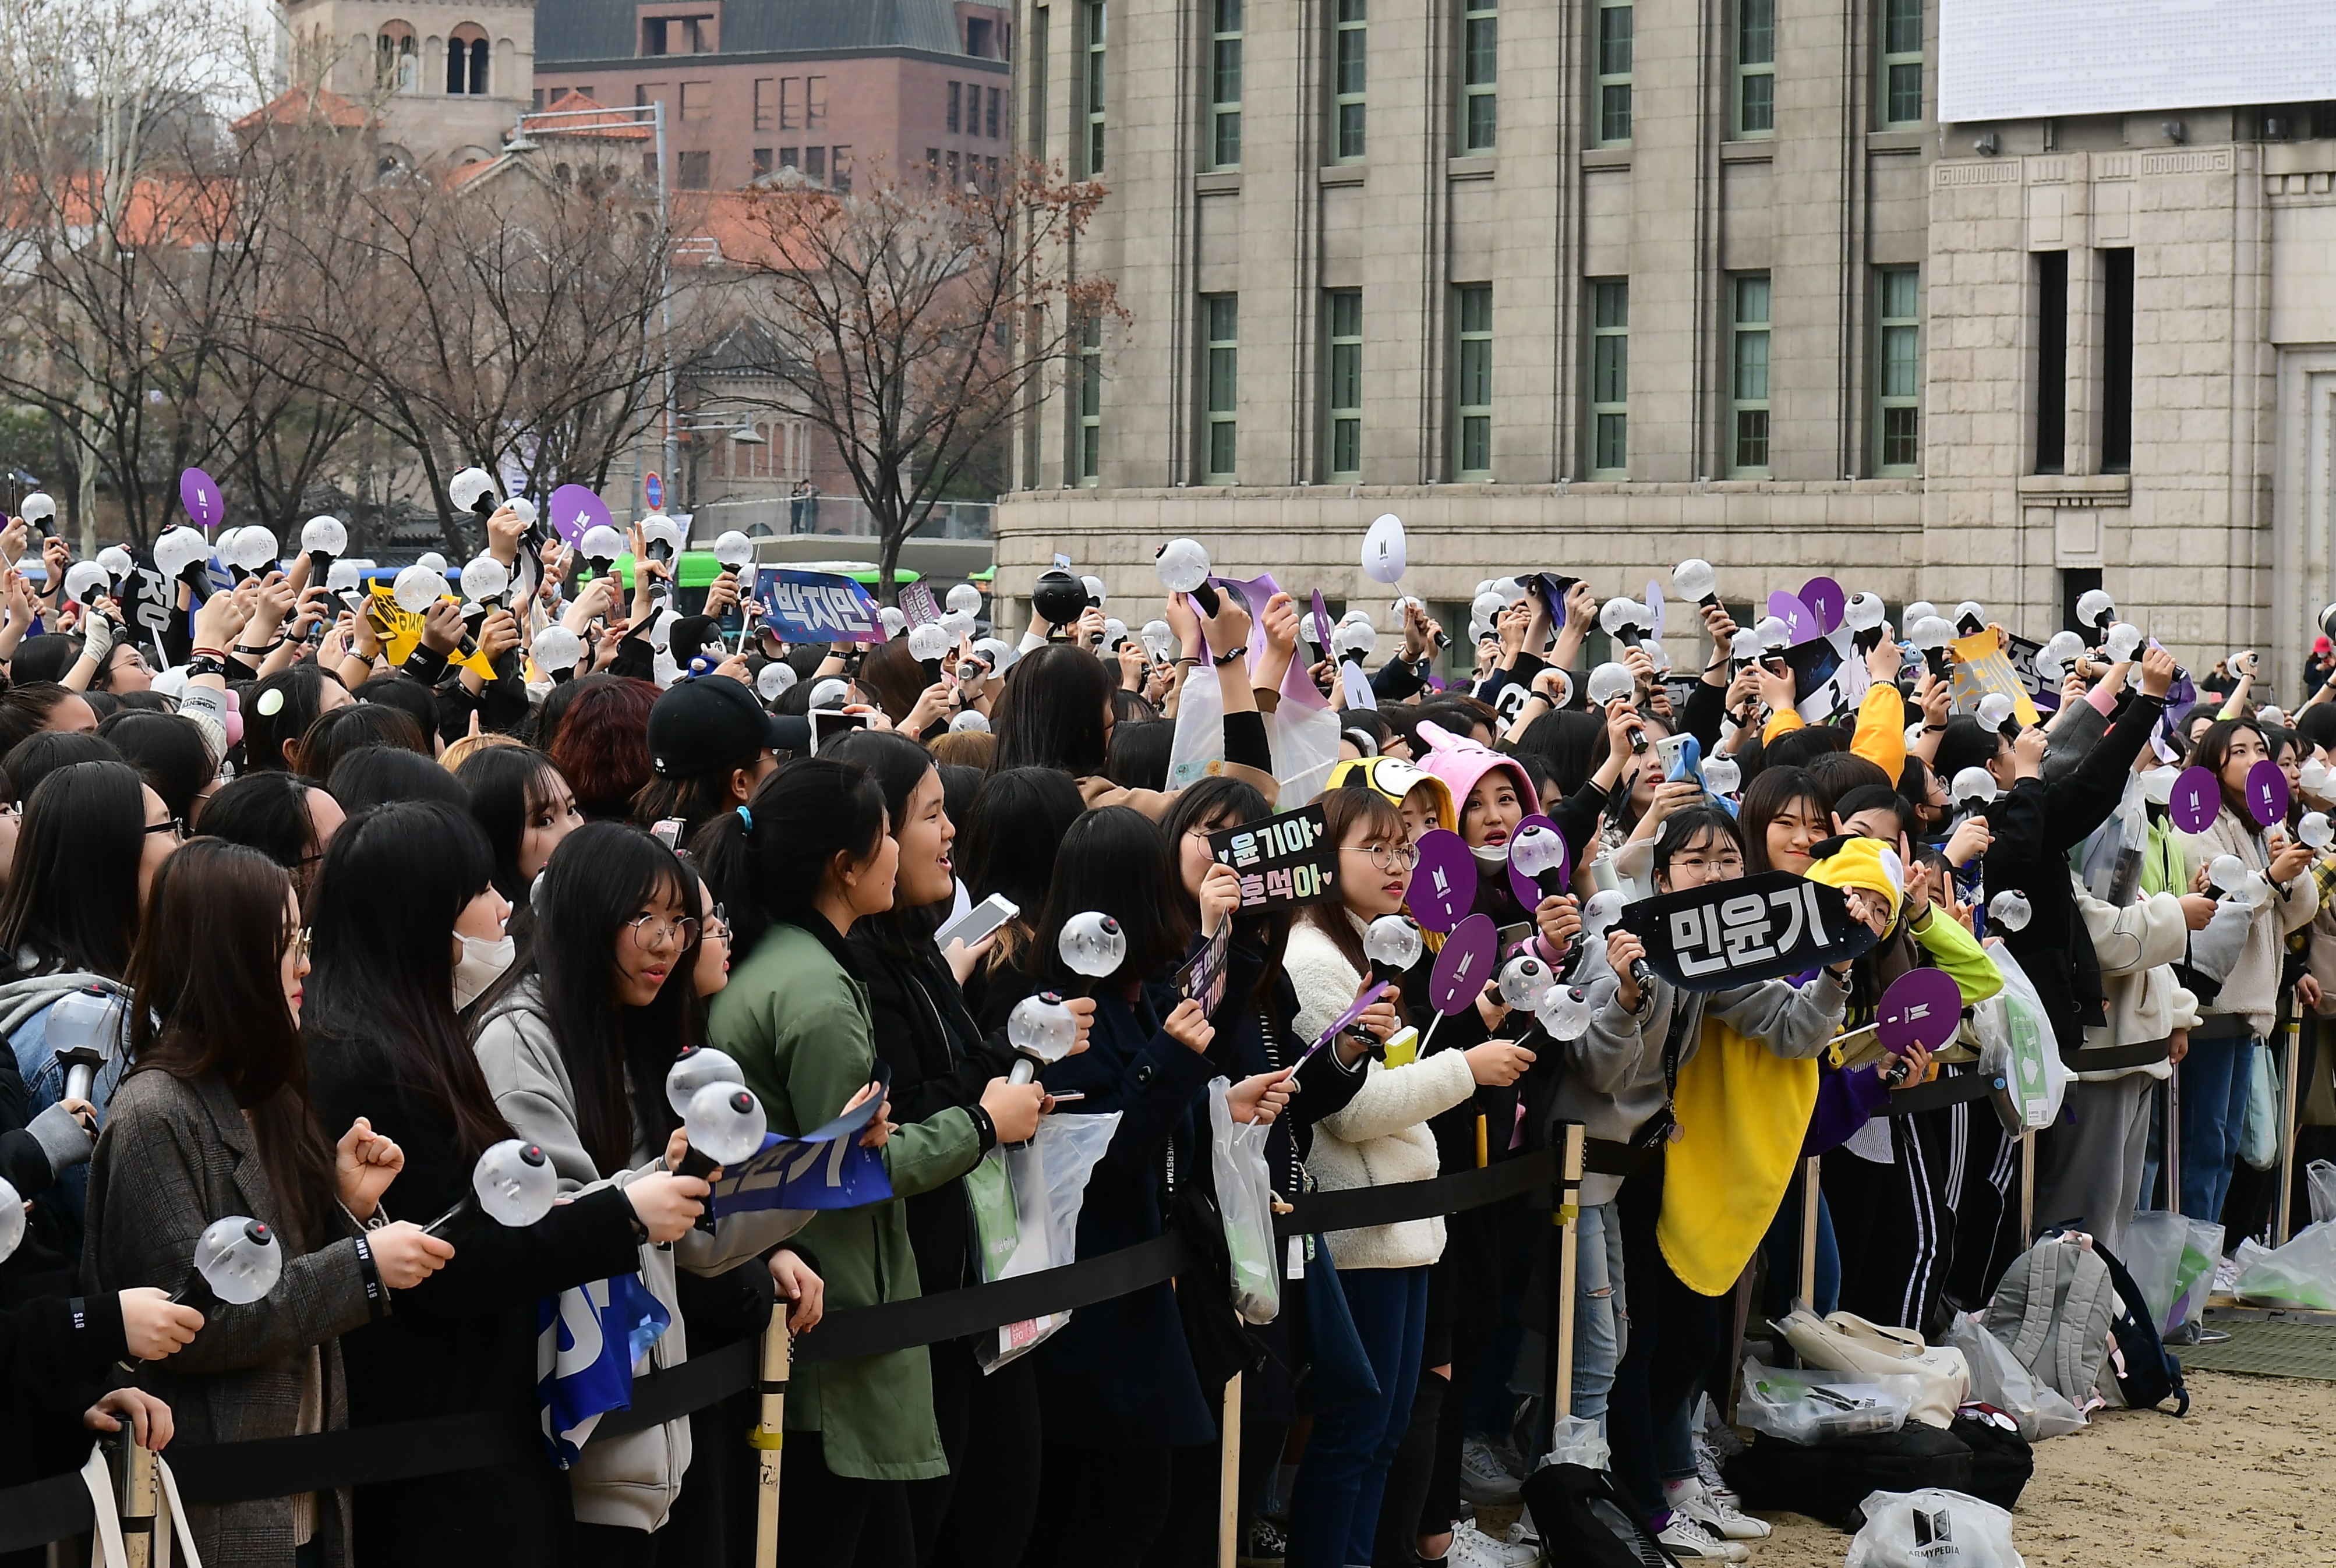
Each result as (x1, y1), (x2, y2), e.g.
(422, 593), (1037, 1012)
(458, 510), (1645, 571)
(471, 978), (811, 1532)
(1556, 942), (1850, 1206)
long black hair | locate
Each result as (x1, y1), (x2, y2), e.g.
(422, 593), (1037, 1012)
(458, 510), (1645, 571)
(456, 745), (573, 908)
(1159, 774), (1282, 1001)
(1033, 805), (1191, 990)
(989, 644), (1113, 776)
(200, 771), (331, 904)
(128, 840), (337, 1251)
(2, 730), (121, 807)
(304, 802), (513, 1163)
(523, 822), (701, 1174)
(957, 765), (1087, 918)
(691, 756), (887, 959)
(0, 759), (151, 978)
(98, 710), (216, 826)
(243, 666), (344, 773)
(822, 729), (946, 960)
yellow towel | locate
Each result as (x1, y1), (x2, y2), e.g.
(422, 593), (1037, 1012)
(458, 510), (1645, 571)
(1657, 1018), (1818, 1298)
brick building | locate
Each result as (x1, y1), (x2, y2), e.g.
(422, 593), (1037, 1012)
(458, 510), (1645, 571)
(991, 0), (2336, 692)
(532, 0), (1016, 194)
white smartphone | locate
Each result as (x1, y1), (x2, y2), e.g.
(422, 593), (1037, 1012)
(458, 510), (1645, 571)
(1655, 732), (1693, 778)
(808, 708), (870, 753)
(936, 891), (1019, 950)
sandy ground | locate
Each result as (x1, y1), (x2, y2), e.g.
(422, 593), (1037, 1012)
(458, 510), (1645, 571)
(1744, 1371), (2336, 1567)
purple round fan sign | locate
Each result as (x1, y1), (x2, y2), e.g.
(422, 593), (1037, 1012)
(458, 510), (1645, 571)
(1429, 914), (1498, 1015)
(1877, 967), (1962, 1054)
(2168, 766), (2220, 834)
(2246, 759), (2291, 829)
(1410, 829), (1478, 934)
(1505, 814), (1571, 910)
(1799, 576), (1846, 636)
(1768, 590), (1818, 646)
(179, 468), (224, 530)
(549, 484), (612, 546)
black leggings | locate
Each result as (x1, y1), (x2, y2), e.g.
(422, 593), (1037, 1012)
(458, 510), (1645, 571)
(577, 1524), (659, 1568)
(780, 1431), (917, 1568)
(1021, 1440), (1176, 1566)
(909, 1338), (1042, 1568)
(1607, 1166), (1725, 1524)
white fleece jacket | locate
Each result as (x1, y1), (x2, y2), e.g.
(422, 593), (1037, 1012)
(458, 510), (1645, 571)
(2176, 811), (2320, 1038)
(1286, 918), (1479, 1270)
(2072, 879), (2199, 1082)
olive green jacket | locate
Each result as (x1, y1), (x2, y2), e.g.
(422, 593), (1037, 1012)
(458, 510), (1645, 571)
(706, 917), (982, 1481)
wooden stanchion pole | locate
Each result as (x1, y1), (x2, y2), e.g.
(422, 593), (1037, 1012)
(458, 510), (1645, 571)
(2278, 1017), (2303, 1244)
(751, 1319), (791, 1567)
(1546, 1122), (1586, 1456)
(2019, 1127), (2035, 1245)
(119, 1439), (160, 1568)
(1797, 1155), (1821, 1308)
(1218, 1373), (1243, 1568)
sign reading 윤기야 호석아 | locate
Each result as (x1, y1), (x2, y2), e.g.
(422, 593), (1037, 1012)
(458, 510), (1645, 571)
(1209, 803), (1338, 910)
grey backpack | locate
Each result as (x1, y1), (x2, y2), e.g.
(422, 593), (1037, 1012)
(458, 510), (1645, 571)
(1982, 1234), (2119, 1405)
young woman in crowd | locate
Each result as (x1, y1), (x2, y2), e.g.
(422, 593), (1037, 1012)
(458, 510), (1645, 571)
(86, 838), (454, 1567)
(199, 771), (347, 912)
(1013, 804), (1290, 1567)
(304, 801), (704, 1565)
(953, 764), (1090, 1028)
(821, 729), (1051, 1567)
(456, 744), (587, 950)
(704, 758), (1039, 1568)
(97, 710), (221, 829)
(1281, 785), (1535, 1568)
(469, 822), (818, 1567)
(2171, 717), (2322, 1230)
(1577, 807), (1855, 1559)
(1158, 776), (1377, 1565)
(242, 666), (353, 773)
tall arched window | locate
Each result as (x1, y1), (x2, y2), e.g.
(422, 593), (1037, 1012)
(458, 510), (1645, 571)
(377, 22), (418, 91)
(448, 24), (487, 93)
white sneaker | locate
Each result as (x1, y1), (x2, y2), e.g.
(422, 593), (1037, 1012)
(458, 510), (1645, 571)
(1458, 1436), (1524, 1503)
(1670, 1478), (1771, 1542)
(1691, 1433), (1743, 1512)
(1447, 1521), (1541, 1568)
(1656, 1513), (1752, 1562)
(2212, 1255), (2240, 1294)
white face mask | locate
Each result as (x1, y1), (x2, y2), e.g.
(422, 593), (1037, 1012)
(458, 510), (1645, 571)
(453, 933), (517, 1010)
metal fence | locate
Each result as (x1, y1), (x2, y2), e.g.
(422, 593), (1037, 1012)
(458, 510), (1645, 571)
(684, 495), (993, 542)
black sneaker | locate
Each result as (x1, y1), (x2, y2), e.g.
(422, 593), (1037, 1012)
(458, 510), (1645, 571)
(1239, 1518), (1287, 1567)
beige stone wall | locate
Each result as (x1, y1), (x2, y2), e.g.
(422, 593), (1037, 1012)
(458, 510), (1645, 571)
(1005, 0), (2333, 691)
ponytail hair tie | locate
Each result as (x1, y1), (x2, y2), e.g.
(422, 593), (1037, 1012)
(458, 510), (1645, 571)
(736, 805), (754, 835)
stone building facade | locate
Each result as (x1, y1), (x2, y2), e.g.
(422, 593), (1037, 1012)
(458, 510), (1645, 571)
(992, 0), (2336, 691)
(280, 0), (539, 165)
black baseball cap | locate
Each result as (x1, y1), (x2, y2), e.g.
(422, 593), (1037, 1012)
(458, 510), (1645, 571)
(648, 674), (809, 776)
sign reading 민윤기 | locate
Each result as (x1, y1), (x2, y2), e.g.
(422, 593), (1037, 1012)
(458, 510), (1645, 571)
(757, 567), (885, 645)
(1210, 803), (1338, 909)
(1618, 871), (1876, 990)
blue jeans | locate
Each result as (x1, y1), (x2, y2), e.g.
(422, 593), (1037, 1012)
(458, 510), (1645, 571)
(1571, 1201), (1625, 1431)
(1759, 1187), (1840, 1319)
(1288, 1265), (1429, 1568)
(2178, 1033), (2256, 1226)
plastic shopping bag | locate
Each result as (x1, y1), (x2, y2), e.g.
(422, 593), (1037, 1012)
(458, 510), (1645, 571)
(2238, 1045), (2280, 1171)
(2121, 1210), (2187, 1335)
(1168, 660), (1225, 791)
(1941, 1313), (2084, 1441)
(1973, 943), (2069, 1132)
(1737, 1357), (1915, 1444)
(2230, 1219), (2336, 1312)
(2310, 1159), (2336, 1227)
(1208, 1077), (1281, 1324)
(1846, 1489), (2026, 1568)
(976, 1110), (1122, 1373)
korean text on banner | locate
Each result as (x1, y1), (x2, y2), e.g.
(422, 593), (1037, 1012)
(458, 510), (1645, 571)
(1208, 803), (1338, 910)
(757, 568), (885, 645)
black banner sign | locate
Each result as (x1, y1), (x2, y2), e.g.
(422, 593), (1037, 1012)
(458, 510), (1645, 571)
(1210, 802), (1338, 909)
(1617, 870), (1876, 990)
